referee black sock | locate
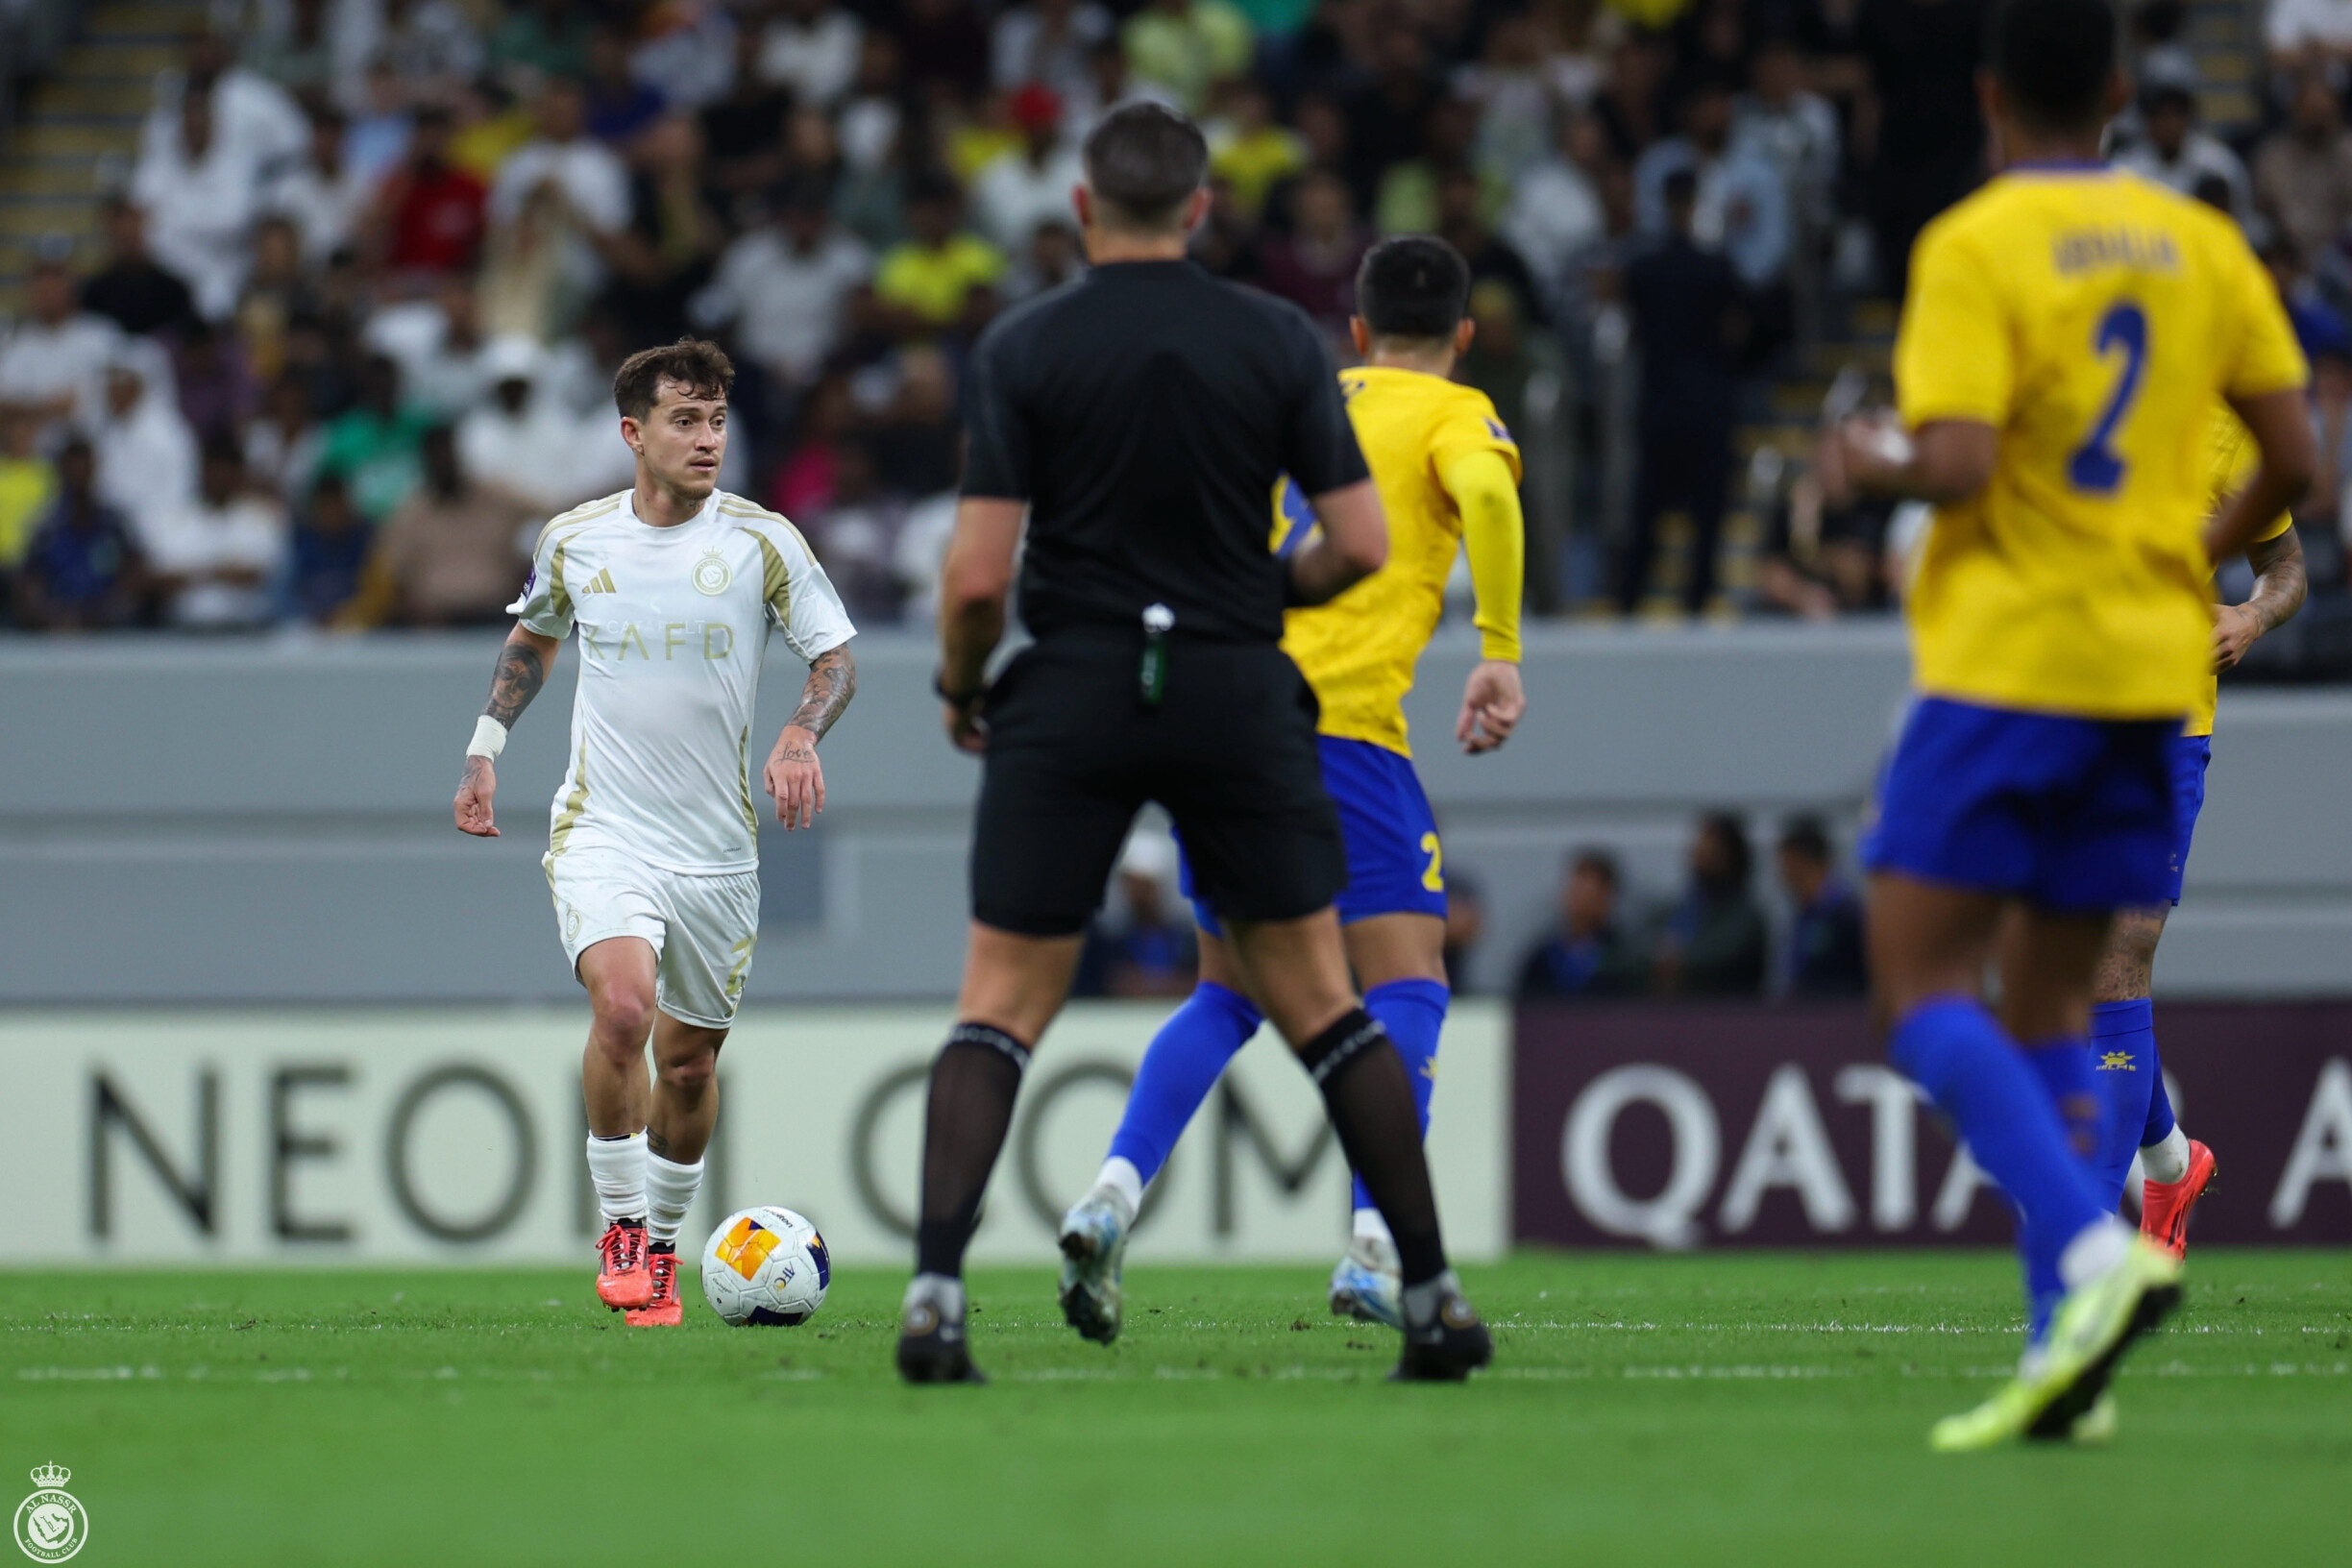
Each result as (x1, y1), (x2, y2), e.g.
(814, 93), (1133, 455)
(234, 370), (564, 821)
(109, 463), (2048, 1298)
(1295, 1007), (1448, 1288)
(913, 1022), (1033, 1279)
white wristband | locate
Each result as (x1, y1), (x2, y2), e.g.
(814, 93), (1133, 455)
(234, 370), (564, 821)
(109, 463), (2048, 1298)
(466, 716), (508, 761)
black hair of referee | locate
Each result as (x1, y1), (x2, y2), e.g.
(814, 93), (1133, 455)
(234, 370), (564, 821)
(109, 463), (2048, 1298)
(898, 101), (1492, 1384)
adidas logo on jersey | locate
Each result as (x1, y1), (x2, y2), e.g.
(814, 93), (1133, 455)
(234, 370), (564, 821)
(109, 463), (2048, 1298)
(579, 568), (618, 594)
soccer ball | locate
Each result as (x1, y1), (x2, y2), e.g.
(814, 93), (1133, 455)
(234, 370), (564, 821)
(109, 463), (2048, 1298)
(699, 1206), (832, 1326)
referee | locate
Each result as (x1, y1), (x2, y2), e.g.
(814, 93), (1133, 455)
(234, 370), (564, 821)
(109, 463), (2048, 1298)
(898, 102), (1492, 1384)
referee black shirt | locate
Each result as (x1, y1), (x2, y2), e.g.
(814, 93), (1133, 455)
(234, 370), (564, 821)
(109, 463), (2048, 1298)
(960, 259), (1369, 644)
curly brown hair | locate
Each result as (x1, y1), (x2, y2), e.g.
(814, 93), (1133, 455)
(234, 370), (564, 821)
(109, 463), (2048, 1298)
(612, 337), (735, 420)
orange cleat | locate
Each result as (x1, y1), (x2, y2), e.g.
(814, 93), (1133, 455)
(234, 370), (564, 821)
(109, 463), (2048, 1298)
(625, 1248), (682, 1327)
(596, 1220), (653, 1310)
(2140, 1139), (2217, 1262)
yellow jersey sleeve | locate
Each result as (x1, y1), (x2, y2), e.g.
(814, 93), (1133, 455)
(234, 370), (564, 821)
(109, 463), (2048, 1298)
(2218, 236), (2311, 404)
(1895, 223), (2013, 428)
(1438, 448), (1525, 663)
(1427, 401), (1525, 486)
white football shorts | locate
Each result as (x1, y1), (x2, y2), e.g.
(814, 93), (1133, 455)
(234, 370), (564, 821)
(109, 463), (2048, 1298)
(545, 845), (761, 1029)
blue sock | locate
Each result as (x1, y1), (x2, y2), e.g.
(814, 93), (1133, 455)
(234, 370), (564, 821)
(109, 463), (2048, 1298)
(2142, 1026), (2177, 1147)
(2088, 1000), (2158, 1211)
(2021, 1035), (2101, 1339)
(1889, 998), (2107, 1342)
(1106, 981), (1262, 1188)
(1349, 979), (1450, 1214)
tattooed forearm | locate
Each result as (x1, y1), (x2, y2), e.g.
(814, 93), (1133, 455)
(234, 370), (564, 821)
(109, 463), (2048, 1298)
(484, 635), (548, 728)
(786, 646), (857, 742)
(2242, 527), (2308, 636)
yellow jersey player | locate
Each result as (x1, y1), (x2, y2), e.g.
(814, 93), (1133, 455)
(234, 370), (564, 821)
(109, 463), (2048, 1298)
(1827, 0), (2314, 1450)
(2085, 407), (2306, 1252)
(1059, 236), (1527, 1339)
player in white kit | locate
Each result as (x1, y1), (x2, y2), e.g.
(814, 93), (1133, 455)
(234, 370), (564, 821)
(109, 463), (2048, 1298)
(453, 339), (857, 1325)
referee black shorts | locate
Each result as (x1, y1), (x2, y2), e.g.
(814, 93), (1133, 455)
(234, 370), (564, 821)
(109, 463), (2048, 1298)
(969, 628), (1347, 938)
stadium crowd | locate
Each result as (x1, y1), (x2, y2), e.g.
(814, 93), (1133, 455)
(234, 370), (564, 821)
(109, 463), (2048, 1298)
(1, 0), (2350, 635)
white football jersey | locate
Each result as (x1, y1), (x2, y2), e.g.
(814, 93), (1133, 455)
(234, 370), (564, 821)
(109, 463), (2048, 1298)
(510, 488), (855, 874)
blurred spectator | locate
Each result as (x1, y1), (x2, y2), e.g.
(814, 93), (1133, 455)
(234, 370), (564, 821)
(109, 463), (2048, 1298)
(172, 319), (259, 447)
(866, 344), (964, 497)
(2254, 74), (2352, 266)
(375, 105), (490, 277)
(0, 258), (119, 440)
(1855, 0), (1988, 290)
(13, 439), (150, 632)
(995, 0), (1115, 101)
(234, 216), (324, 386)
(896, 0), (994, 98)
(488, 0), (594, 86)
(145, 32), (307, 183)
(287, 473), (373, 625)
(1504, 110), (1609, 306)
(242, 0), (335, 103)
(2115, 80), (2250, 222)
(0, 411), (56, 573)
(1777, 816), (1867, 997)
(378, 0), (486, 102)
(1436, 167), (1545, 328)
(1374, 96), (1493, 237)
(1458, 11), (1558, 182)
(347, 426), (533, 627)
(1129, 0), (1261, 114)
(1441, 872), (1486, 994)
(594, 115), (724, 345)
(1652, 812), (1768, 998)
(144, 437), (287, 631)
(318, 354), (429, 522)
(1342, 28), (1441, 210)
(130, 87), (264, 320)
(490, 78), (632, 238)
(1514, 849), (1642, 999)
(365, 274), (494, 418)
(1074, 831), (1198, 998)
(1755, 471), (1895, 619)
(1206, 79), (1306, 223)
(770, 374), (856, 521)
(873, 178), (1007, 334)
(629, 1), (739, 114)
(584, 25), (669, 146)
(700, 28), (796, 208)
(90, 350), (199, 536)
(1006, 217), (1086, 300)
(808, 438), (910, 622)
(1259, 167), (1369, 335)
(760, 0), (862, 107)
(1732, 37), (1840, 235)
(1634, 79), (1790, 291)
(79, 199), (198, 339)
(2266, 0), (2352, 76)
(244, 375), (324, 502)
(455, 338), (619, 514)
(694, 182), (873, 391)
(1618, 169), (1743, 616)
(970, 86), (1085, 253)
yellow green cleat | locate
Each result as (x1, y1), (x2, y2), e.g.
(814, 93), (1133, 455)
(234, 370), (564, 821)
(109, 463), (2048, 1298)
(1929, 1237), (2182, 1453)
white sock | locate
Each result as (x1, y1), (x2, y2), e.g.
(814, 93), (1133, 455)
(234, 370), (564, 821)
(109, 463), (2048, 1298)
(2140, 1124), (2192, 1185)
(646, 1151), (705, 1247)
(587, 1131), (648, 1226)
(1089, 1157), (1143, 1227)
(2057, 1216), (2132, 1291)
(1352, 1206), (1393, 1245)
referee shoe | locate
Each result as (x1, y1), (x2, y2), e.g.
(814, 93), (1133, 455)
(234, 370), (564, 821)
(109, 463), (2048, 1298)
(897, 1275), (985, 1385)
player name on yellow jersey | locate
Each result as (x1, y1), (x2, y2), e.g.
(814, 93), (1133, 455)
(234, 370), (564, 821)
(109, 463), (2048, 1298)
(1895, 167), (2307, 722)
(1271, 366), (1521, 756)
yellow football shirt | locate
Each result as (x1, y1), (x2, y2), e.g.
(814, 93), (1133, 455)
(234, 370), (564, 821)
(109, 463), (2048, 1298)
(2187, 404), (2294, 737)
(1895, 167), (2307, 721)
(1272, 366), (1522, 756)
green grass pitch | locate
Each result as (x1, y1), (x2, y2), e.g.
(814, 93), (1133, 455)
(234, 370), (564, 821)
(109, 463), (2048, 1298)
(4, 1251), (2346, 1567)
